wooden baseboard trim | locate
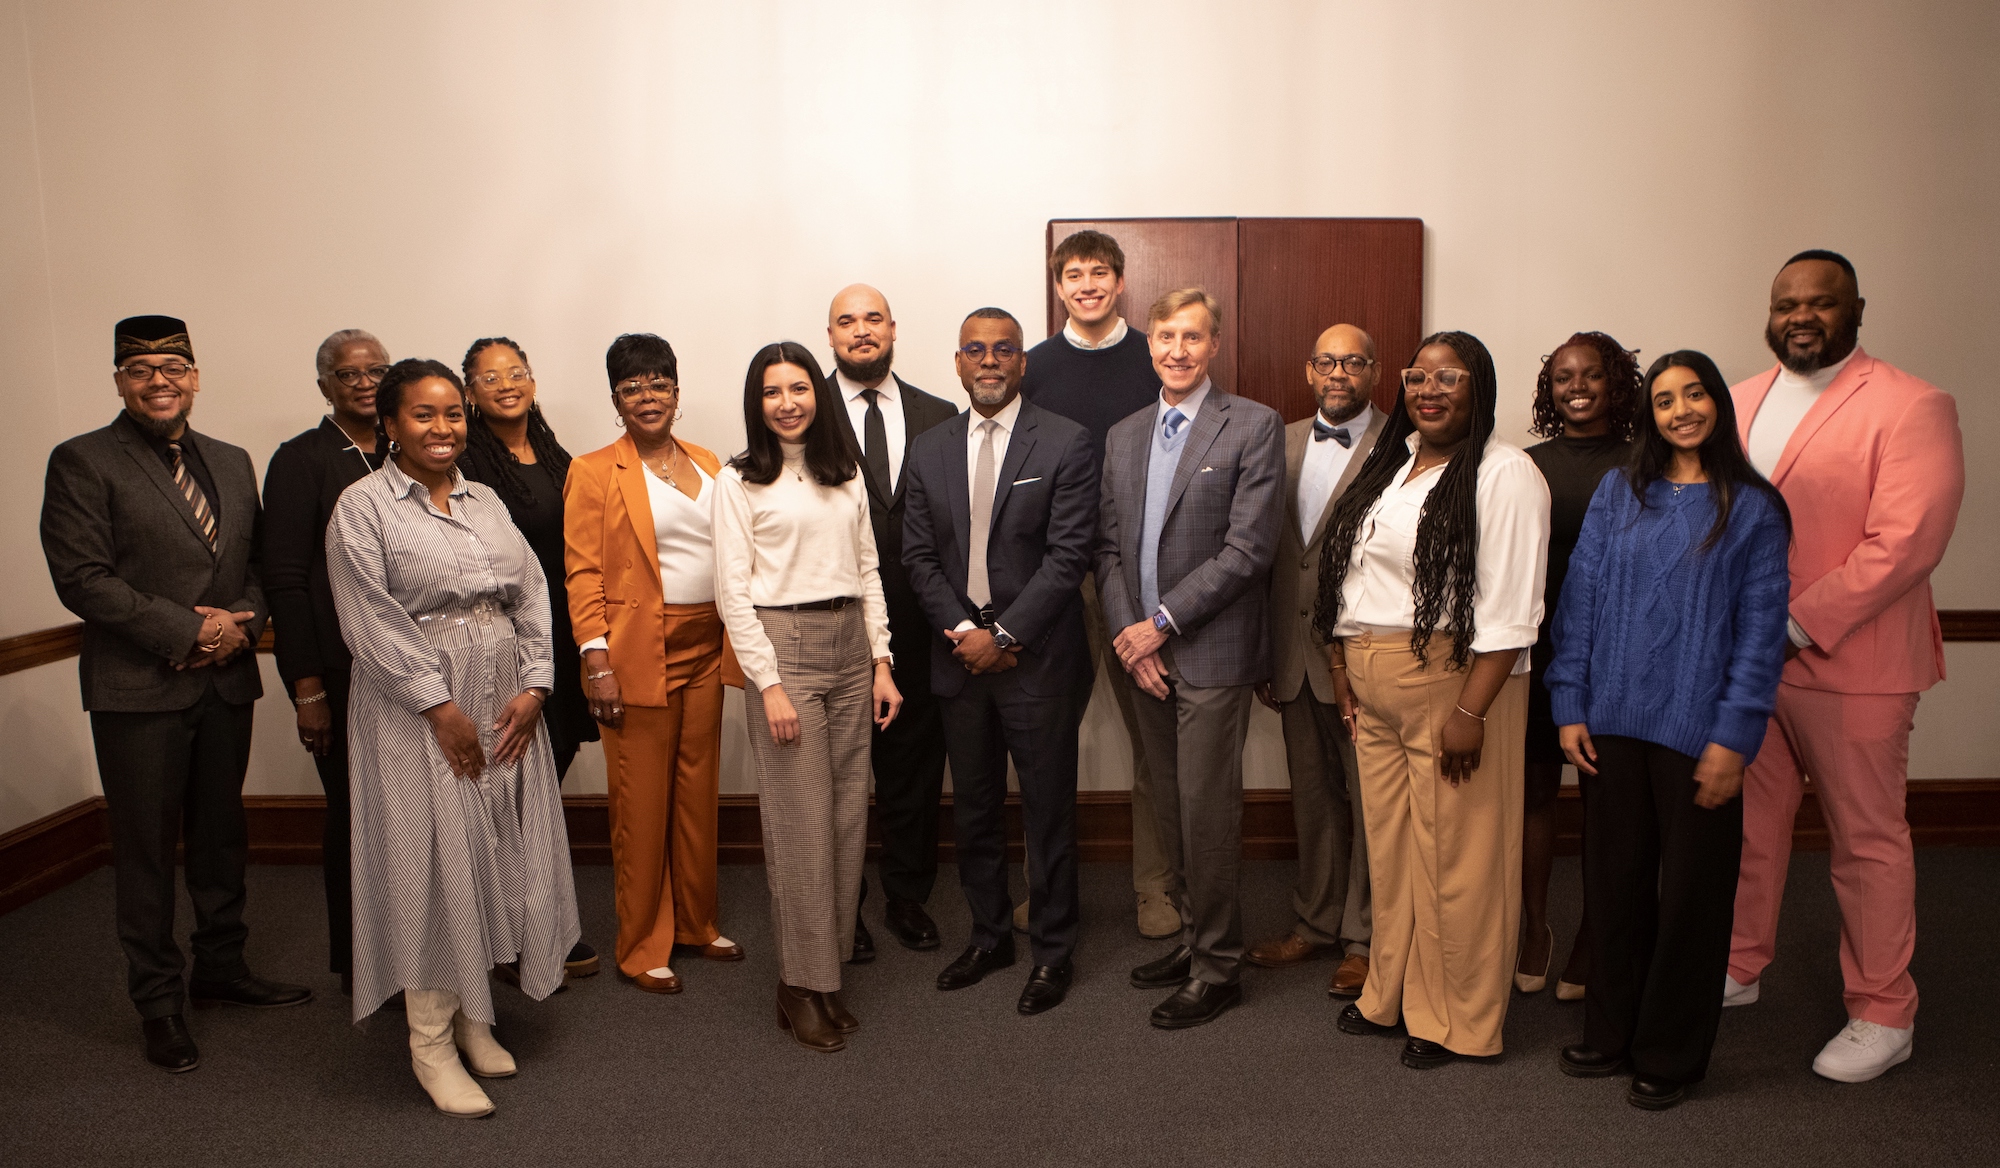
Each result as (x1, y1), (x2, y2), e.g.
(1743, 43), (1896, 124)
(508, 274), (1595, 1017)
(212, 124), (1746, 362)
(5, 781), (1997, 916)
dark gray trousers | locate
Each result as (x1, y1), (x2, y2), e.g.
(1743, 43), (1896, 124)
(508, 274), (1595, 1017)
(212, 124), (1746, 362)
(89, 683), (254, 1019)
(1279, 693), (1372, 953)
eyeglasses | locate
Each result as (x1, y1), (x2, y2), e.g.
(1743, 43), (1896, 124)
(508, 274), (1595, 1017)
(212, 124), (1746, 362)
(1311, 353), (1374, 377)
(614, 377), (678, 403)
(473, 367), (533, 389)
(1401, 367), (1474, 391)
(958, 341), (1022, 362)
(331, 364), (391, 388)
(118, 361), (195, 383)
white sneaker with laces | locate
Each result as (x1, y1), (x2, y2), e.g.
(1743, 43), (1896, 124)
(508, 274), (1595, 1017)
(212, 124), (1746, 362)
(1723, 974), (1760, 1007)
(1812, 1018), (1914, 1083)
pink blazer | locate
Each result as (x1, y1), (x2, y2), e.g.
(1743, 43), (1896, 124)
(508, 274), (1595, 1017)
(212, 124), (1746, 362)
(1733, 347), (1964, 695)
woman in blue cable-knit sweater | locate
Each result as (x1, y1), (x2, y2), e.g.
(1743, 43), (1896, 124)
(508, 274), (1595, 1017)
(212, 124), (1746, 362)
(1544, 350), (1791, 1111)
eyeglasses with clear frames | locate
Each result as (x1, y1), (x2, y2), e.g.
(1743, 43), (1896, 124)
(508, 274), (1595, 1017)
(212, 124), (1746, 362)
(1311, 353), (1374, 377)
(332, 364), (391, 388)
(474, 367), (533, 389)
(614, 377), (678, 403)
(118, 361), (195, 383)
(1401, 367), (1474, 391)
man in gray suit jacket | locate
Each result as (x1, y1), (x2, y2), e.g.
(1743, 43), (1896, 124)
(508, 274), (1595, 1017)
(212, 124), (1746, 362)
(41, 315), (309, 1074)
(1099, 289), (1285, 1029)
(1249, 324), (1388, 1000)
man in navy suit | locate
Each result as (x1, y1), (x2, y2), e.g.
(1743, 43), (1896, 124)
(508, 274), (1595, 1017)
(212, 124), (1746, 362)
(902, 307), (1099, 1015)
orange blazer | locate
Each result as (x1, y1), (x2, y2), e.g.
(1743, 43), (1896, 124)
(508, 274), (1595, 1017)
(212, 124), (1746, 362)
(1732, 347), (1964, 695)
(564, 433), (743, 704)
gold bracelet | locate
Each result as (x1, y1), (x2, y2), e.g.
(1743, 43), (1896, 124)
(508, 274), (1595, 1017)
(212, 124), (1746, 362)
(1454, 703), (1486, 722)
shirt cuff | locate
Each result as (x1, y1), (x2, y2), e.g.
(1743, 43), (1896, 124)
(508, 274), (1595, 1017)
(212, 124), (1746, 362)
(952, 620), (975, 633)
(1156, 605), (1181, 635)
(1786, 616), (1814, 650)
(579, 636), (608, 655)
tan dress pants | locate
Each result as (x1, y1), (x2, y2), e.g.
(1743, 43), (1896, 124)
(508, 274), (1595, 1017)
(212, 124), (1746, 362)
(1081, 574), (1169, 895)
(1347, 630), (1527, 1056)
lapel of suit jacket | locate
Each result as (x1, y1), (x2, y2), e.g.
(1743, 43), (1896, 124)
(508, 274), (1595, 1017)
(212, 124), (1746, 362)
(1282, 418), (1309, 545)
(985, 402), (1040, 540)
(1165, 391), (1230, 519)
(185, 430), (242, 550)
(610, 433), (658, 560)
(938, 411), (972, 562)
(1771, 349), (1874, 488)
(117, 417), (216, 553)
(1310, 407), (1387, 549)
(890, 374), (925, 510)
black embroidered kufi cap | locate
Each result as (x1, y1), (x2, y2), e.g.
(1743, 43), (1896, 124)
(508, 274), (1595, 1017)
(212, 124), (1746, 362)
(113, 315), (194, 364)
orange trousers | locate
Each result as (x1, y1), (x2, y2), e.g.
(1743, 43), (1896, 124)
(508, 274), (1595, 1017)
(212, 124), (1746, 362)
(601, 607), (725, 976)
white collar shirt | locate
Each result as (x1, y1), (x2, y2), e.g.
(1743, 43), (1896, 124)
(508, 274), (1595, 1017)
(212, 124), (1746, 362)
(965, 394), (1023, 505)
(1155, 378), (1213, 436)
(1298, 404), (1376, 544)
(839, 369), (906, 493)
(1063, 316), (1130, 351)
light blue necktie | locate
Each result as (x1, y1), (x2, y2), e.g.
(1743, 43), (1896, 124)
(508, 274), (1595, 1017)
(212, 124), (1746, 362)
(1163, 407), (1188, 442)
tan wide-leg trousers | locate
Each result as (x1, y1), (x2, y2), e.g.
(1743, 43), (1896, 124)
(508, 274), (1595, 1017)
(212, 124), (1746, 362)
(1347, 631), (1527, 1057)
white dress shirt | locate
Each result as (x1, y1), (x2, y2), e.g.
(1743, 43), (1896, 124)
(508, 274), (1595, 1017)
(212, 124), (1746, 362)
(1298, 404), (1376, 544)
(1063, 316), (1130, 350)
(1747, 349), (1853, 648)
(838, 370), (906, 493)
(953, 395), (1024, 635)
(1157, 378), (1213, 430)
(1333, 432), (1550, 675)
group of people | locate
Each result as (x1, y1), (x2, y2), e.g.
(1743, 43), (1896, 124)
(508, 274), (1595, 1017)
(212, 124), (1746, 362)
(39, 232), (1963, 1117)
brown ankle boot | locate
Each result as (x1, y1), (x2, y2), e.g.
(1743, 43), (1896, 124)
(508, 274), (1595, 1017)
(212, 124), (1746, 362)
(820, 990), (859, 1034)
(775, 982), (845, 1052)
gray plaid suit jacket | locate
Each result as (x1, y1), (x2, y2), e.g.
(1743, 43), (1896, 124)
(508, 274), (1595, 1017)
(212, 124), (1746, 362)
(1095, 388), (1285, 689)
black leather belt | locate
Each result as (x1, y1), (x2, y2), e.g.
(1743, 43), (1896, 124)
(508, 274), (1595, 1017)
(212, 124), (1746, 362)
(971, 604), (997, 629)
(756, 596), (859, 612)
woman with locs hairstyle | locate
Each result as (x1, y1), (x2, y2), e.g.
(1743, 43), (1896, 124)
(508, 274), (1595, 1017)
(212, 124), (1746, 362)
(327, 358), (580, 1118)
(1517, 332), (1643, 1002)
(712, 341), (901, 1053)
(1545, 350), (1790, 1110)
(564, 333), (744, 995)
(1314, 330), (1550, 1071)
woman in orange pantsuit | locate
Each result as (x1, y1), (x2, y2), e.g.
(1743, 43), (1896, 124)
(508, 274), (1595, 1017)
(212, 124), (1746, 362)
(565, 333), (744, 993)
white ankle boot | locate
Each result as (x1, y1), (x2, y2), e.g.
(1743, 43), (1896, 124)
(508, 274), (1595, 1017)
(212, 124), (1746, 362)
(453, 1011), (517, 1078)
(406, 989), (495, 1117)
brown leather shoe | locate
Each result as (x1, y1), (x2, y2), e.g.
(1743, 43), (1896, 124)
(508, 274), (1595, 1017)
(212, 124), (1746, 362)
(1246, 932), (1320, 969)
(633, 969), (682, 994)
(820, 990), (859, 1033)
(695, 939), (745, 962)
(1328, 953), (1369, 998)
(776, 982), (845, 1052)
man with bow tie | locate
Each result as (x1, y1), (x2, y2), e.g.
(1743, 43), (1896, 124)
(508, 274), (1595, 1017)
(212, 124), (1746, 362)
(1248, 324), (1389, 1000)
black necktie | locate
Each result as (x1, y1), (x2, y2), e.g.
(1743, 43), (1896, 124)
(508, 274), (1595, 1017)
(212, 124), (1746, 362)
(862, 388), (891, 491)
(1312, 417), (1353, 447)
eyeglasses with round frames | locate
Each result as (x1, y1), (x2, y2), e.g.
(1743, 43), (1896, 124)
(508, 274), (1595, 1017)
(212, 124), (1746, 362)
(1311, 353), (1374, 377)
(331, 364), (391, 388)
(1401, 367), (1474, 391)
(473, 367), (533, 389)
(614, 377), (678, 403)
(117, 361), (195, 383)
(958, 341), (1022, 362)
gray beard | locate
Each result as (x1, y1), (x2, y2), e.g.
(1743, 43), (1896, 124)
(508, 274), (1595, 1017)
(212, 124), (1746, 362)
(1318, 394), (1369, 427)
(835, 346), (894, 386)
(128, 406), (190, 440)
(970, 383), (1011, 408)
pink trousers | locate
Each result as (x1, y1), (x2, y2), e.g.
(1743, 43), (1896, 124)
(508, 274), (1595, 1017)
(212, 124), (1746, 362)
(1729, 683), (1920, 1028)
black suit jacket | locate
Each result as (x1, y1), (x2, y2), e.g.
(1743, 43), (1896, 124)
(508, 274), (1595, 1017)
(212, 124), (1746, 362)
(42, 412), (268, 712)
(261, 417), (381, 688)
(901, 400), (1098, 699)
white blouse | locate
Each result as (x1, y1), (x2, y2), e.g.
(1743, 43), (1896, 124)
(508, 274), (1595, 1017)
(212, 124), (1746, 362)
(1333, 432), (1550, 674)
(647, 460), (716, 604)
(711, 443), (893, 691)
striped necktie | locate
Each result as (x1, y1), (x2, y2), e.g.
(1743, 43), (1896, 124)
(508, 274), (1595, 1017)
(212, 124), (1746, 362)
(168, 441), (217, 549)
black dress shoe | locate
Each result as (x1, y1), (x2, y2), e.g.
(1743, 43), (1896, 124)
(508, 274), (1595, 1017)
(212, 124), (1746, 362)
(937, 941), (1017, 990)
(1130, 945), (1193, 989)
(189, 974), (313, 1009)
(848, 917), (876, 964)
(1402, 1036), (1456, 1069)
(1628, 1074), (1687, 1110)
(1559, 1044), (1627, 1078)
(1150, 977), (1242, 1029)
(1337, 1003), (1399, 1037)
(1018, 962), (1073, 1015)
(885, 899), (941, 951)
(142, 1014), (200, 1073)
(565, 941), (601, 978)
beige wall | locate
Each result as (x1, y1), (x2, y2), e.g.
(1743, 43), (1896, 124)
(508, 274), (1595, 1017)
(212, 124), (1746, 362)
(4, 1), (1994, 832)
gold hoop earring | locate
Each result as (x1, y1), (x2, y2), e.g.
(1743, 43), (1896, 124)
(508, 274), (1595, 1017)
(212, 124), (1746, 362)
(614, 416), (625, 427)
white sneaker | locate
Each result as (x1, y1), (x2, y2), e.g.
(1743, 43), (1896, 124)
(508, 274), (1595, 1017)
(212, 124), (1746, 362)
(1812, 1018), (1914, 1083)
(1723, 974), (1760, 1007)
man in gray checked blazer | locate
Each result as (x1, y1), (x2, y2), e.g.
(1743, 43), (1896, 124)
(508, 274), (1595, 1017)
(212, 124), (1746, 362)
(41, 315), (310, 1075)
(1098, 289), (1285, 1029)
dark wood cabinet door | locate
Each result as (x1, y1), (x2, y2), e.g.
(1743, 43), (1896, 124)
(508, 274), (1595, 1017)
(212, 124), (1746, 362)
(1045, 218), (1238, 395)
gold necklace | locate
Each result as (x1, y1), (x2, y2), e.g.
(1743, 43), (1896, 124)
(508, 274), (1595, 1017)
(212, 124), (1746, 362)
(641, 440), (681, 488)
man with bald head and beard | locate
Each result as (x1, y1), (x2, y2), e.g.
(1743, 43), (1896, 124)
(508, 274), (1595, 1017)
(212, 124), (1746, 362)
(1727, 250), (1963, 1084)
(824, 284), (959, 956)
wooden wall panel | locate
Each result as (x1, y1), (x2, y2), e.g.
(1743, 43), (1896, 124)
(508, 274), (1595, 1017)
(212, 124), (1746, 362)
(1236, 218), (1425, 420)
(1045, 218), (1239, 395)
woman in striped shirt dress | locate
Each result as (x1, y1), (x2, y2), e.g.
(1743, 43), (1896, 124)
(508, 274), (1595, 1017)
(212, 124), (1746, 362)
(326, 359), (580, 1118)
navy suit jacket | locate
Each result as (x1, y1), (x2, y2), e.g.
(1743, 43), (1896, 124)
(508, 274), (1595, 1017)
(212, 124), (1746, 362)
(901, 399), (1099, 699)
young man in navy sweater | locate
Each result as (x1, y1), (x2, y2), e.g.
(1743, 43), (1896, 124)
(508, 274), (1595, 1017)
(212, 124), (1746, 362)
(1019, 230), (1175, 939)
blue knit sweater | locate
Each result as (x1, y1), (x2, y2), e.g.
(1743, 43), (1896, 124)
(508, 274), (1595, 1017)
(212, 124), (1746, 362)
(1545, 472), (1791, 762)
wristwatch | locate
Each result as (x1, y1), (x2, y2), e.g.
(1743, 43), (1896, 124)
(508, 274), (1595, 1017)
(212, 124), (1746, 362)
(1152, 610), (1173, 635)
(990, 626), (1018, 650)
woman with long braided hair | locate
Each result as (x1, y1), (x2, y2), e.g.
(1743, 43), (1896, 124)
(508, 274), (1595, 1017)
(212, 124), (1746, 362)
(458, 336), (601, 982)
(1313, 331), (1549, 1070)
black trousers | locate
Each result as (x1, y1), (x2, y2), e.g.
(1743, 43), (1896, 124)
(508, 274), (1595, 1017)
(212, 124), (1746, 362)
(311, 671), (353, 977)
(867, 599), (948, 905)
(1584, 735), (1744, 1084)
(88, 683), (255, 1019)
(940, 673), (1081, 966)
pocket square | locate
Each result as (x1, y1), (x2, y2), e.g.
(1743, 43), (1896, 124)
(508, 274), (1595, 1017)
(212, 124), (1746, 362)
(1199, 466), (1218, 473)
(1011, 476), (1042, 485)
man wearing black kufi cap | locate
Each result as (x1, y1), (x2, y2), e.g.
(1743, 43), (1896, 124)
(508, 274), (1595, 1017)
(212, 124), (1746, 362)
(41, 314), (311, 1074)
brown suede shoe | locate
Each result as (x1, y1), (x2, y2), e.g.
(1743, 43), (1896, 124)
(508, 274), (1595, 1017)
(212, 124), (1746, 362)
(1328, 953), (1369, 998)
(1246, 932), (1320, 969)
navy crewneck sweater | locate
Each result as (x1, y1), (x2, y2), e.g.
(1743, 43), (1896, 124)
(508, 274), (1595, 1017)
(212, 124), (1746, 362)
(1019, 327), (1159, 462)
(1545, 472), (1791, 762)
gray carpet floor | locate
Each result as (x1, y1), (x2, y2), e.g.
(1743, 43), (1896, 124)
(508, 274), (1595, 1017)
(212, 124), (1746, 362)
(2, 851), (1995, 1167)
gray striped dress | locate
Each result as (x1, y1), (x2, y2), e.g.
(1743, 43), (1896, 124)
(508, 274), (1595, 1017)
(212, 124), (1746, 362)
(326, 460), (580, 1024)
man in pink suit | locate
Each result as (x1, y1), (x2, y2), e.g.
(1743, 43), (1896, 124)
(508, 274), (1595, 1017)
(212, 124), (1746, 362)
(1727, 250), (1964, 1083)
